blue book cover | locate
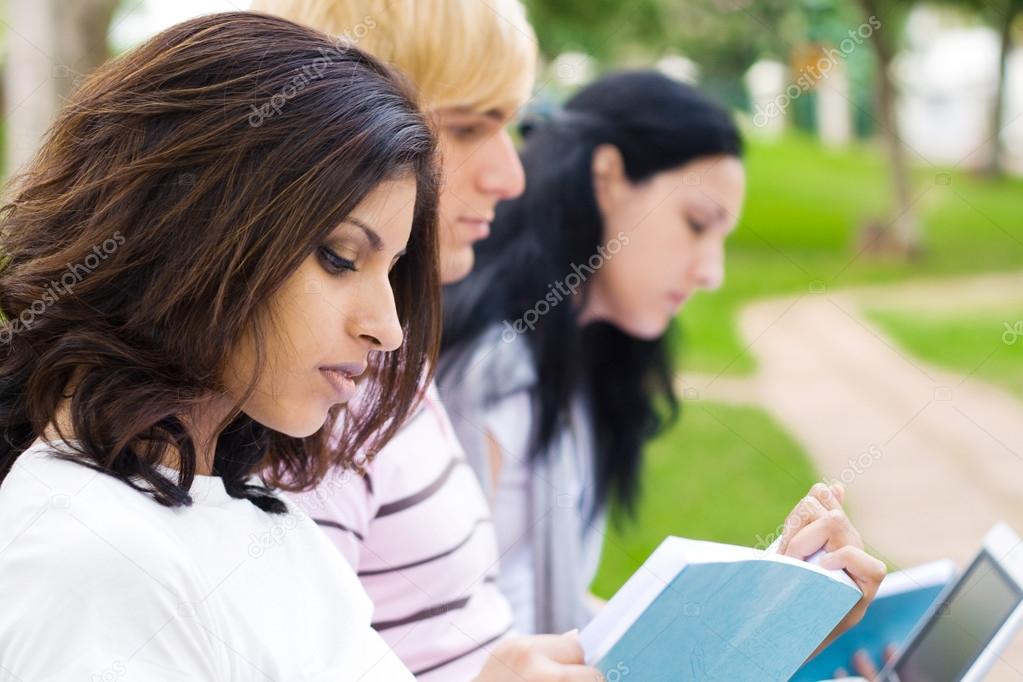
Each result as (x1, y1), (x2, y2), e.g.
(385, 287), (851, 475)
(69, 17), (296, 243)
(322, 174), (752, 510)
(580, 537), (863, 681)
(790, 559), (955, 681)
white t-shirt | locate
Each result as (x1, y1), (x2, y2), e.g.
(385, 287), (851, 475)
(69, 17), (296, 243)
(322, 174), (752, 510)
(0, 438), (413, 682)
(484, 389), (605, 635)
(290, 381), (514, 680)
(484, 390), (536, 635)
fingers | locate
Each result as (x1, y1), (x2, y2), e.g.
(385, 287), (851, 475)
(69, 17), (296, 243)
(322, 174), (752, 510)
(812, 482), (844, 510)
(817, 546), (887, 652)
(477, 635), (597, 682)
(532, 633), (586, 665)
(777, 483), (851, 556)
(546, 664), (602, 681)
(535, 634), (598, 680)
(820, 546), (887, 598)
(852, 649), (881, 679)
(884, 644), (898, 663)
(777, 495), (828, 554)
(785, 508), (862, 559)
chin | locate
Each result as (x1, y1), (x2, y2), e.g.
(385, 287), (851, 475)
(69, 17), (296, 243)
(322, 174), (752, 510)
(271, 422), (323, 440)
(440, 248), (475, 285)
(266, 405), (333, 440)
(620, 316), (670, 341)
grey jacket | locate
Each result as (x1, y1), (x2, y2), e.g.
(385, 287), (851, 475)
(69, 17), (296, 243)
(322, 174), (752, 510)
(437, 325), (605, 635)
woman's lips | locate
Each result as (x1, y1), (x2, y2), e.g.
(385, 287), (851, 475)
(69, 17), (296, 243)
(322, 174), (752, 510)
(458, 216), (492, 241)
(668, 291), (690, 309)
(319, 366), (361, 403)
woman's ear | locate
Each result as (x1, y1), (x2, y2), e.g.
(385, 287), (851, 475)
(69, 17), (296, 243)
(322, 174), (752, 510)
(591, 143), (627, 216)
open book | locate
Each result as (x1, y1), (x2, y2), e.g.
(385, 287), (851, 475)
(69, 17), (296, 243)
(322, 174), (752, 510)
(579, 537), (863, 681)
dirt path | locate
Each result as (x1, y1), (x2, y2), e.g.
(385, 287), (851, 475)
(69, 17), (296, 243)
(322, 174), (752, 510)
(678, 272), (1023, 680)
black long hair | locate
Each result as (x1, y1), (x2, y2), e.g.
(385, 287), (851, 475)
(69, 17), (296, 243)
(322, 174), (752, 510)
(441, 70), (742, 515)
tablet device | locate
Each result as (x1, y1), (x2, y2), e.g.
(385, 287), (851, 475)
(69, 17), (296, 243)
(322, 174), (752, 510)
(880, 523), (1023, 682)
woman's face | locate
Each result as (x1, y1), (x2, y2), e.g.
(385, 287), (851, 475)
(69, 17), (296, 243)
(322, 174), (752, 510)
(225, 178), (417, 438)
(433, 106), (526, 284)
(581, 149), (746, 339)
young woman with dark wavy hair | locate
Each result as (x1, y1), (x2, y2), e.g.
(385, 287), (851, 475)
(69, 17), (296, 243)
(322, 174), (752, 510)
(0, 11), (443, 679)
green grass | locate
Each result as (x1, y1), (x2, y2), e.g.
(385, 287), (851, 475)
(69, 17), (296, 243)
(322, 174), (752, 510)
(591, 400), (820, 598)
(678, 132), (1023, 376)
(866, 308), (1023, 399)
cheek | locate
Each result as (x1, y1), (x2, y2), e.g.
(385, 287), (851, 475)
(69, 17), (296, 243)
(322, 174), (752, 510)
(616, 222), (685, 290)
(598, 246), (655, 316)
(609, 232), (689, 334)
(274, 264), (332, 359)
(437, 141), (473, 216)
(239, 265), (343, 434)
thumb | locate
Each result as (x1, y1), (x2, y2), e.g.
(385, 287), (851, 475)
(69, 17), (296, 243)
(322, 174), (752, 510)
(540, 631), (584, 664)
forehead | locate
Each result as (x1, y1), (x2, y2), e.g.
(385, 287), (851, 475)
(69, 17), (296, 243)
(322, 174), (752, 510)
(669, 156), (744, 194)
(341, 178), (418, 241)
(654, 156), (745, 219)
(675, 155), (744, 185)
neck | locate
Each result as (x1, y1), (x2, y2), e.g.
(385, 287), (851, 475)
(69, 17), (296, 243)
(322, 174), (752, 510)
(574, 286), (605, 328)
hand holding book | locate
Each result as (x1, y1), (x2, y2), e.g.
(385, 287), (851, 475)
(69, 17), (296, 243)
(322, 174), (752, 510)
(473, 632), (596, 682)
(577, 482), (887, 680)
(774, 482), (888, 654)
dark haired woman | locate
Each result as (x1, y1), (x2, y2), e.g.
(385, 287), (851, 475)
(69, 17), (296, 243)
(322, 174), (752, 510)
(0, 12), (440, 679)
(440, 70), (885, 644)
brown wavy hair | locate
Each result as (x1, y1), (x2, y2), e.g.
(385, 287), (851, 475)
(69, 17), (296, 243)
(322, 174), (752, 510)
(0, 11), (440, 512)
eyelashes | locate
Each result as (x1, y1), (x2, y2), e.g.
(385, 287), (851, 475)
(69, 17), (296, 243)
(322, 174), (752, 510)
(687, 218), (708, 235)
(447, 124), (485, 141)
(317, 246), (357, 275)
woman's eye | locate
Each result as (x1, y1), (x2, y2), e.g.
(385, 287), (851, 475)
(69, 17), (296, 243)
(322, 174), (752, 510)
(318, 246), (357, 275)
(687, 218), (708, 235)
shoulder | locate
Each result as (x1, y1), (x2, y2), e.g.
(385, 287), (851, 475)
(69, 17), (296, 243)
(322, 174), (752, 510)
(0, 446), (202, 587)
(438, 323), (537, 403)
(358, 387), (462, 503)
(0, 447), (216, 673)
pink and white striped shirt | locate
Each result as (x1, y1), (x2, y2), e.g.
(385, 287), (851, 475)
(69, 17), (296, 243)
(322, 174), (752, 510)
(290, 381), (513, 680)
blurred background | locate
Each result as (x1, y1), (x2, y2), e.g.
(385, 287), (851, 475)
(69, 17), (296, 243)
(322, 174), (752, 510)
(2, 0), (1021, 677)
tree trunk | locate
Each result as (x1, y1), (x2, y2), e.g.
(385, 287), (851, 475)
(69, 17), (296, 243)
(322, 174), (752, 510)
(859, 0), (922, 255)
(3, 0), (119, 180)
(52, 0), (121, 101)
(987, 2), (1019, 177)
(4, 0), (60, 179)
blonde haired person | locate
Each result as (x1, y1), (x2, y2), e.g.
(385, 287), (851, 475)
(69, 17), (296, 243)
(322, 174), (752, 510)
(251, 2), (598, 681)
(256, 0), (535, 282)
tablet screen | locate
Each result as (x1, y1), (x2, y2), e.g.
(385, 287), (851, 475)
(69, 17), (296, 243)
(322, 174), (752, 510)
(890, 551), (1022, 681)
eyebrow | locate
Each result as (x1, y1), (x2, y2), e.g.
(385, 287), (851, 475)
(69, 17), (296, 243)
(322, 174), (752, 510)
(342, 217), (407, 258)
(482, 108), (509, 122)
(449, 106), (511, 122)
(343, 217), (383, 251)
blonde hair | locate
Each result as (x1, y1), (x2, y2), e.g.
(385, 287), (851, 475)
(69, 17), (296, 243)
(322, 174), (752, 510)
(251, 0), (537, 114)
